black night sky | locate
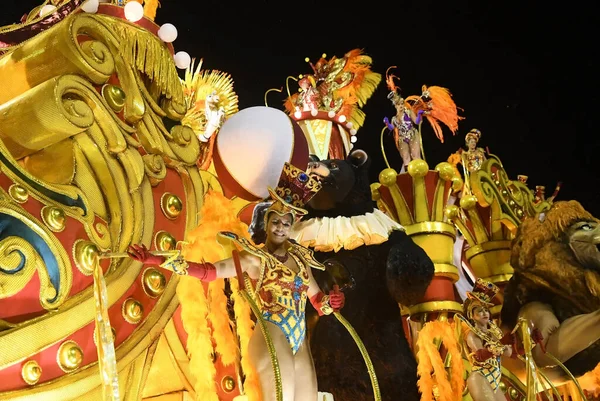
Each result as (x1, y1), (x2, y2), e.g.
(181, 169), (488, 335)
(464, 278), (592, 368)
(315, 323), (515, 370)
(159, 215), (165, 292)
(4, 1), (599, 216)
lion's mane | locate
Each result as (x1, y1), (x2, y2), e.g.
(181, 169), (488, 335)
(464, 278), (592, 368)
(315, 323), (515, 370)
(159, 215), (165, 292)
(502, 200), (600, 328)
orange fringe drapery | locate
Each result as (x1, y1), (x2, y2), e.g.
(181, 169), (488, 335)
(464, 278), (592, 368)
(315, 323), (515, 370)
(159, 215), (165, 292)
(416, 320), (465, 401)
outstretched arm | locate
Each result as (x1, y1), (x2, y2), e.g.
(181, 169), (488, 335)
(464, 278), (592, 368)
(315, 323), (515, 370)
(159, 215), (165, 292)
(127, 244), (259, 282)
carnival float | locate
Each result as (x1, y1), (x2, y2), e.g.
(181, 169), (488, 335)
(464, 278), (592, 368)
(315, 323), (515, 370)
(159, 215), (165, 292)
(1, 1), (599, 401)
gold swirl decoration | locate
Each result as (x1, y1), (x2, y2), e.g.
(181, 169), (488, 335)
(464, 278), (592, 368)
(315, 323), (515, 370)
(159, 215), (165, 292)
(445, 155), (553, 286)
(0, 201), (73, 310)
(0, 14), (116, 105)
(142, 154), (167, 186)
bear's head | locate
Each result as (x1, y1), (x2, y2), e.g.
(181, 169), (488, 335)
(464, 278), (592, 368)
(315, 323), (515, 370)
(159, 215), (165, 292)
(303, 149), (375, 219)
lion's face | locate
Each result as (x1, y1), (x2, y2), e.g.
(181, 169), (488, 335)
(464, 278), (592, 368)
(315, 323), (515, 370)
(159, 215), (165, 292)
(566, 219), (600, 272)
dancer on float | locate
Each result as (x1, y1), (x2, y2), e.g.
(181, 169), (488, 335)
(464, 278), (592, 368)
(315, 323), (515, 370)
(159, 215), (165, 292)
(460, 279), (514, 401)
(128, 163), (345, 401)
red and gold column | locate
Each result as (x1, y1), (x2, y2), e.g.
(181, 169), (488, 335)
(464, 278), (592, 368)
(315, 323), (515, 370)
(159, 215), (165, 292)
(373, 159), (464, 339)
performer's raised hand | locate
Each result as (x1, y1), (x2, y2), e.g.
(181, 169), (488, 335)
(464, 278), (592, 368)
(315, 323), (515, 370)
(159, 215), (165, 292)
(127, 244), (165, 265)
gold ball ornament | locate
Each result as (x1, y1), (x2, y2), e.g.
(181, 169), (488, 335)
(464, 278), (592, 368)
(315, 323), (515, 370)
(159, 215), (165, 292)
(160, 193), (183, 220)
(154, 231), (177, 251)
(221, 375), (236, 392)
(122, 298), (144, 324)
(370, 183), (381, 201)
(142, 268), (166, 298)
(57, 340), (84, 373)
(435, 162), (455, 181)
(509, 388), (519, 400)
(459, 194), (478, 210)
(21, 360), (42, 385)
(444, 205), (460, 220)
(8, 184), (29, 203)
(407, 159), (429, 177)
(378, 168), (398, 187)
(73, 240), (99, 276)
(41, 206), (66, 232)
(451, 176), (464, 192)
(101, 84), (126, 112)
(499, 382), (507, 393)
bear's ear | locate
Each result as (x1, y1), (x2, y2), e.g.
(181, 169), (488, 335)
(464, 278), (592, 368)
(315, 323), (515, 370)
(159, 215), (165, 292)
(347, 149), (368, 168)
(308, 154), (320, 163)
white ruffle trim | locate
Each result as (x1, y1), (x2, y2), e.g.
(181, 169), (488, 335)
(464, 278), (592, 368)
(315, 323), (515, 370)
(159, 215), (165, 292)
(290, 209), (404, 253)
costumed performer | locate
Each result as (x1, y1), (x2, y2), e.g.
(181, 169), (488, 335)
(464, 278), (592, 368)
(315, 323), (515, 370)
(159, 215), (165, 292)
(461, 279), (514, 401)
(383, 66), (463, 170)
(128, 163), (345, 401)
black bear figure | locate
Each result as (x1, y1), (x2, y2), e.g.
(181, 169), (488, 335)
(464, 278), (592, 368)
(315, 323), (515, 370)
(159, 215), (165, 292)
(289, 149), (435, 401)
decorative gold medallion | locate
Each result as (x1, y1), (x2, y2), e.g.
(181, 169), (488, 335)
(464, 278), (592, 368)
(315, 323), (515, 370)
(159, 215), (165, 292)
(160, 192), (183, 220)
(8, 184), (29, 204)
(21, 360), (42, 385)
(221, 375), (236, 392)
(57, 340), (84, 373)
(154, 230), (177, 251)
(41, 206), (66, 232)
(101, 84), (126, 112)
(122, 298), (144, 324)
(72, 239), (99, 276)
(142, 267), (166, 298)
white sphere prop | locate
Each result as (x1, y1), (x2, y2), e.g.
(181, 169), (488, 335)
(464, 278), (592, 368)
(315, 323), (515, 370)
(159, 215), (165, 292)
(214, 106), (308, 200)
(39, 5), (57, 16)
(81, 0), (99, 13)
(158, 23), (178, 43)
(174, 51), (191, 69)
(124, 1), (144, 22)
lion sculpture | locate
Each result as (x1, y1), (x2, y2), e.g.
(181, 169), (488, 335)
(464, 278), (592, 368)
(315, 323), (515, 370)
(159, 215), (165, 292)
(501, 200), (600, 382)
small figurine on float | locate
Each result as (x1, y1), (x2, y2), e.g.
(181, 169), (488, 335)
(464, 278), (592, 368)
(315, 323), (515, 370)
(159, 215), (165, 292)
(180, 59), (238, 170)
(295, 75), (321, 113)
(128, 163), (345, 401)
(383, 66), (463, 170)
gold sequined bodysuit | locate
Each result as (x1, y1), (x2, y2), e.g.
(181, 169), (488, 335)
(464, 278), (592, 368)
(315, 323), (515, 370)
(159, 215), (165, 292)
(217, 232), (324, 354)
(465, 322), (505, 392)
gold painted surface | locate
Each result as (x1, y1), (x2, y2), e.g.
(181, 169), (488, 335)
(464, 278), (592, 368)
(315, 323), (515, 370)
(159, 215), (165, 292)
(154, 231), (177, 252)
(0, 274), (179, 400)
(21, 360), (42, 386)
(143, 154), (167, 186)
(142, 268), (166, 298)
(300, 119), (333, 160)
(408, 301), (463, 315)
(0, 200), (72, 309)
(72, 240), (99, 276)
(221, 376), (236, 393)
(464, 240), (513, 281)
(0, 76), (94, 160)
(20, 140), (75, 185)
(142, 332), (188, 398)
(122, 298), (144, 325)
(57, 340), (84, 373)
(7, 184), (28, 204)
(0, 14), (116, 104)
(160, 193), (183, 220)
(407, 159), (430, 222)
(162, 319), (196, 394)
(378, 168), (412, 225)
(433, 263), (460, 281)
(102, 84), (126, 113)
(40, 206), (66, 233)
